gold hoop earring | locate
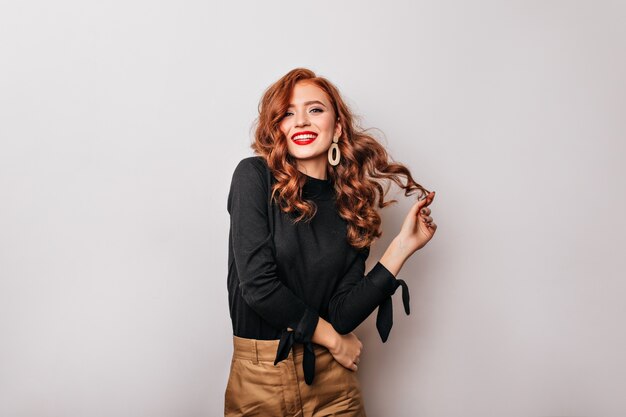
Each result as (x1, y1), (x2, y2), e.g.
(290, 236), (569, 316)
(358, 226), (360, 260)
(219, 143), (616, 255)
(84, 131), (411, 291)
(328, 136), (341, 166)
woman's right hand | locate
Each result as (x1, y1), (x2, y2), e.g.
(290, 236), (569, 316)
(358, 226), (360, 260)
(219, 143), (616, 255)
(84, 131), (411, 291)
(328, 332), (362, 371)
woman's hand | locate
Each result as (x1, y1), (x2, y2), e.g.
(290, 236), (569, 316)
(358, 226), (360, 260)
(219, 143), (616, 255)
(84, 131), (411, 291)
(397, 190), (437, 255)
(328, 332), (362, 372)
(311, 318), (361, 371)
(379, 191), (437, 277)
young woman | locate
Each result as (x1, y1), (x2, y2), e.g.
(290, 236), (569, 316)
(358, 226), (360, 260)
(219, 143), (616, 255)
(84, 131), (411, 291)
(225, 68), (437, 416)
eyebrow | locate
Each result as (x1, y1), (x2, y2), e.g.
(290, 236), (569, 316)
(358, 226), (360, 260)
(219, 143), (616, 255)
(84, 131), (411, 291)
(287, 100), (327, 108)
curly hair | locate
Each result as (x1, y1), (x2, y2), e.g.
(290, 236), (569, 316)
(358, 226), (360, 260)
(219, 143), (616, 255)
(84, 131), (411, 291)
(250, 68), (431, 250)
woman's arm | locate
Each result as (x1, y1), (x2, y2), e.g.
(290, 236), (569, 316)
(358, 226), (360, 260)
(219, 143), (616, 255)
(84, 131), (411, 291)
(229, 158), (353, 382)
(327, 192), (437, 341)
(229, 158), (319, 341)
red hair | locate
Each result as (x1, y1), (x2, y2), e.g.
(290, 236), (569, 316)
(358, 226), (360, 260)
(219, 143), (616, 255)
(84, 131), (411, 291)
(251, 68), (430, 249)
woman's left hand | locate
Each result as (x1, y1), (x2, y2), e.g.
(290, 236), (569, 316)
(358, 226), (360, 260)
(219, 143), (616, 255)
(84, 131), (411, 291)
(397, 191), (437, 255)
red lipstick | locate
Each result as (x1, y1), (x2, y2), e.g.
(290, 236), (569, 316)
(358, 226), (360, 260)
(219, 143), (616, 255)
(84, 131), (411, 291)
(291, 131), (318, 146)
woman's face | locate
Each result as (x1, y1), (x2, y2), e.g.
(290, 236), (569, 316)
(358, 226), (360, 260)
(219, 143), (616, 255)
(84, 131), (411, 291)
(279, 81), (342, 170)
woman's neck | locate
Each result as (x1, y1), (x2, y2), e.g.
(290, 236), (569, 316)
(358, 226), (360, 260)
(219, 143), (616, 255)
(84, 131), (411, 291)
(295, 159), (328, 180)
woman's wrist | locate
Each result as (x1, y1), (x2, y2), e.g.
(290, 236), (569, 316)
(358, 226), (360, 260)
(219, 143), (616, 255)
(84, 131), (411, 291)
(312, 317), (339, 352)
(379, 236), (412, 277)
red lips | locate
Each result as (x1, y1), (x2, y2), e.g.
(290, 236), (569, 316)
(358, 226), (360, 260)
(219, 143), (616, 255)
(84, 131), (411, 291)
(291, 131), (318, 145)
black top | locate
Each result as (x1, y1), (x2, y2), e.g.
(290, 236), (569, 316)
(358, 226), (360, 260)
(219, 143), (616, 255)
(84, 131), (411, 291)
(226, 156), (409, 385)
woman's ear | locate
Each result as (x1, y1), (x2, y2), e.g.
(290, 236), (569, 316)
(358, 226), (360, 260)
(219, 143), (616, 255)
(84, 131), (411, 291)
(335, 119), (342, 138)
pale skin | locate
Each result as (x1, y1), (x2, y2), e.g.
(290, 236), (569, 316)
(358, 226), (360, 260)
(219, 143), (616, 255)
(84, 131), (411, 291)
(280, 81), (438, 372)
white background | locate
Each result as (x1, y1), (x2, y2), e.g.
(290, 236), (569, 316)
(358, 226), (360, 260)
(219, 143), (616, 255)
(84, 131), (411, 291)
(1, 1), (625, 416)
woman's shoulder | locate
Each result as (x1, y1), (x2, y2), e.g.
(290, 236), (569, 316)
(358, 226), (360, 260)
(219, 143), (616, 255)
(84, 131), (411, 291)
(234, 155), (267, 170)
(231, 155), (270, 182)
(238, 155), (267, 167)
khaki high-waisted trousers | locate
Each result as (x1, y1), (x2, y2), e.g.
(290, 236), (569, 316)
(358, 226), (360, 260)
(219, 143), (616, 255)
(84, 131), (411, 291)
(224, 335), (367, 416)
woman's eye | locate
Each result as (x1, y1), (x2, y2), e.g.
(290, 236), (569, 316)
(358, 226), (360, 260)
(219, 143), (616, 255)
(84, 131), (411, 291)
(284, 108), (322, 117)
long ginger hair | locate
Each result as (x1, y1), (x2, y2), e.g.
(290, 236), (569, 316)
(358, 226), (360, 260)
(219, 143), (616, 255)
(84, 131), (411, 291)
(251, 68), (430, 250)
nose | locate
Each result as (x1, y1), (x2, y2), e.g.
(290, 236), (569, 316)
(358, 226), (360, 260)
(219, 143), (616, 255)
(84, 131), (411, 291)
(295, 111), (310, 127)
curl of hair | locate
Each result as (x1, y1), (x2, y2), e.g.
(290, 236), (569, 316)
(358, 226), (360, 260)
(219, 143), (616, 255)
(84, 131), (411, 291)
(251, 68), (431, 250)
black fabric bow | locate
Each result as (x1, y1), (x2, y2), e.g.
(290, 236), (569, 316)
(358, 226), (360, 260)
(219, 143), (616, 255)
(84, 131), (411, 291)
(274, 328), (316, 385)
(376, 278), (410, 343)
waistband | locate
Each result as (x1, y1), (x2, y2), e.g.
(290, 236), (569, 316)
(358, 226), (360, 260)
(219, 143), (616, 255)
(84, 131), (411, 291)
(232, 335), (308, 361)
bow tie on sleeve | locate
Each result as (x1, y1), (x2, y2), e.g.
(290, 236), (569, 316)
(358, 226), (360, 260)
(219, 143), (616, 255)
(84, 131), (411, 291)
(274, 328), (316, 385)
(376, 278), (410, 342)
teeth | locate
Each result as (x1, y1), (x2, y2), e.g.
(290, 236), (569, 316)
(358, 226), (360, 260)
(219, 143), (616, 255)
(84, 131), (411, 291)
(294, 134), (317, 140)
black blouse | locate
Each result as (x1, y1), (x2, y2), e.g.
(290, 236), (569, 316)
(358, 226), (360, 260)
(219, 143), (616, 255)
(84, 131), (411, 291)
(226, 156), (409, 385)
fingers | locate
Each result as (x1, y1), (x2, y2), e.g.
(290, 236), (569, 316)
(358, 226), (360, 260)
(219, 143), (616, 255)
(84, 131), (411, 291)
(419, 205), (435, 227)
(337, 333), (363, 372)
(418, 192), (437, 228)
(412, 190), (433, 210)
(422, 216), (437, 228)
(346, 349), (362, 372)
(408, 199), (424, 218)
(420, 213), (437, 233)
(420, 191), (435, 207)
(407, 192), (434, 225)
(411, 192), (435, 220)
(340, 358), (359, 372)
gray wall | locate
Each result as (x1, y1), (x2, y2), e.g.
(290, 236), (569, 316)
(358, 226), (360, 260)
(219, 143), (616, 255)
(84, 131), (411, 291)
(1, 1), (625, 416)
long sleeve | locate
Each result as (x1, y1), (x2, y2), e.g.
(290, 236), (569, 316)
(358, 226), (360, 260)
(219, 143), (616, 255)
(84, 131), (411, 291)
(327, 246), (410, 342)
(227, 158), (319, 384)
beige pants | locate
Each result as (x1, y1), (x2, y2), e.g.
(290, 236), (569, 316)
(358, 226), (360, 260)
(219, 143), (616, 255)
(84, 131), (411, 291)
(224, 335), (367, 416)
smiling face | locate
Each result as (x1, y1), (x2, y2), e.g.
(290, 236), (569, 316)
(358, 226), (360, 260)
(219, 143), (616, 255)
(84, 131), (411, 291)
(279, 81), (342, 178)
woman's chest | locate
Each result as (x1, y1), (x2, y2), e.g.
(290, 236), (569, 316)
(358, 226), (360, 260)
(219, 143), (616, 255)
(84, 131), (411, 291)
(271, 201), (352, 274)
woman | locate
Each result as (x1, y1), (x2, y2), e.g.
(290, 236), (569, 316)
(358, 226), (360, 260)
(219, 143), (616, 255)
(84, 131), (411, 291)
(225, 68), (437, 416)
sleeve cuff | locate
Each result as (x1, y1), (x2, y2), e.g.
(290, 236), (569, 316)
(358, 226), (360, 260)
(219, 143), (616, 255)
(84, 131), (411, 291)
(294, 308), (319, 343)
(368, 262), (399, 296)
(273, 308), (320, 385)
